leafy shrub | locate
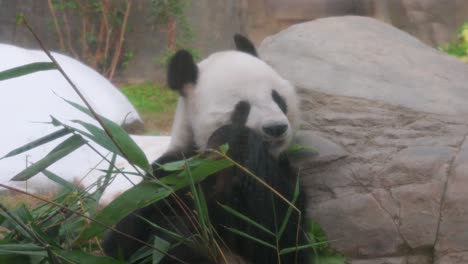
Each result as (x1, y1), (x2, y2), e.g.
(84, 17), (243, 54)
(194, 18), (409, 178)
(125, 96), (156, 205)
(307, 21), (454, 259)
(440, 22), (468, 62)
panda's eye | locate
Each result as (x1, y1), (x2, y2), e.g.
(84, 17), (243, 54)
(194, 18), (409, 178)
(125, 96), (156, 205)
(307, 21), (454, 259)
(231, 101), (251, 126)
(272, 90), (287, 114)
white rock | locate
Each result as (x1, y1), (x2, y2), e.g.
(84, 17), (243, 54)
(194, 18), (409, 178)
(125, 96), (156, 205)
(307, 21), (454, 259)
(0, 44), (155, 204)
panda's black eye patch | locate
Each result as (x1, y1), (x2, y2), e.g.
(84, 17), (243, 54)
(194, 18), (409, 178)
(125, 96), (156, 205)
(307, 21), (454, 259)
(272, 90), (287, 114)
(231, 101), (251, 126)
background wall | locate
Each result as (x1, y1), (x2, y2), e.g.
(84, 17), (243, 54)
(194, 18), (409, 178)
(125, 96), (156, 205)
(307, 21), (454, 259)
(243, 0), (468, 47)
(0, 0), (244, 83)
(1, 0), (467, 83)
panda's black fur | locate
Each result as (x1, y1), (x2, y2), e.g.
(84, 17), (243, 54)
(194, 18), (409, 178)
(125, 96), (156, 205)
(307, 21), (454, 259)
(103, 35), (310, 264)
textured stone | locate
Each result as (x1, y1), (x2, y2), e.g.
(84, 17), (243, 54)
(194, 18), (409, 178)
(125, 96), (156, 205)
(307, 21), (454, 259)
(436, 140), (468, 253)
(260, 16), (468, 116)
(309, 193), (404, 257)
(436, 252), (468, 264)
(259, 17), (468, 263)
(350, 254), (432, 264)
(392, 182), (442, 248)
(379, 147), (453, 188)
(408, 253), (433, 264)
(291, 130), (348, 165)
(350, 256), (405, 264)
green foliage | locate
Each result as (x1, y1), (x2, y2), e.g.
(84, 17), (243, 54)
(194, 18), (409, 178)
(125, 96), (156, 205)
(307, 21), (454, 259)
(15, 14), (26, 25)
(11, 134), (86, 181)
(121, 51), (135, 69)
(66, 98), (152, 173)
(150, 0), (187, 24)
(440, 22), (468, 62)
(0, 176), (123, 263)
(150, 0), (200, 67)
(120, 82), (178, 114)
(51, 0), (79, 10)
(1, 128), (71, 160)
(150, 0), (194, 45)
(48, 0), (133, 79)
(0, 62), (56, 81)
(75, 157), (233, 244)
(307, 220), (345, 264)
(308, 220), (332, 254)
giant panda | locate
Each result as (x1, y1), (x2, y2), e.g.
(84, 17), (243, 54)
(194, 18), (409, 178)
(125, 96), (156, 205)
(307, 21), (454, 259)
(103, 35), (311, 264)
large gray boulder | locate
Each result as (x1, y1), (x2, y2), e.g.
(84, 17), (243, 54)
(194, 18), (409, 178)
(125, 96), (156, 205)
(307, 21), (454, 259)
(260, 16), (468, 264)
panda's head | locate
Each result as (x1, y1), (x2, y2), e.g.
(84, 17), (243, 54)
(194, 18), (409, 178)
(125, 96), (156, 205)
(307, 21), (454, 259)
(166, 35), (299, 155)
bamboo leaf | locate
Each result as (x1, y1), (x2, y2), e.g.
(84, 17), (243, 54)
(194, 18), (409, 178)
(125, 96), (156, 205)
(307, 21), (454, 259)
(219, 143), (229, 154)
(138, 217), (185, 242)
(218, 203), (275, 237)
(1, 128), (71, 159)
(0, 244), (47, 257)
(90, 153), (118, 212)
(0, 62), (56, 81)
(65, 99), (150, 173)
(0, 208), (33, 241)
(74, 181), (172, 244)
(224, 227), (276, 249)
(287, 144), (318, 155)
(279, 244), (313, 255)
(75, 158), (232, 244)
(152, 236), (170, 264)
(161, 158), (232, 187)
(157, 158), (204, 172)
(196, 184), (212, 232)
(185, 161), (208, 239)
(11, 134), (86, 181)
(278, 176), (301, 239)
(54, 249), (124, 264)
(279, 242), (328, 255)
(42, 169), (78, 191)
(49, 116), (117, 153)
(72, 120), (120, 154)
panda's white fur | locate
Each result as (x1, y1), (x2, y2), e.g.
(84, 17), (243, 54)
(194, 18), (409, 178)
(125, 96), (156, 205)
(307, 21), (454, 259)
(168, 50), (299, 155)
(103, 35), (310, 264)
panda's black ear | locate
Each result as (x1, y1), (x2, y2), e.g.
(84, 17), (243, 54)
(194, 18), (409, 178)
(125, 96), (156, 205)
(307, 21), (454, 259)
(234, 34), (258, 57)
(167, 50), (198, 94)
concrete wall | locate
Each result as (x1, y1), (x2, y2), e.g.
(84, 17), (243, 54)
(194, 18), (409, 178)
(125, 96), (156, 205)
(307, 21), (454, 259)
(121, 0), (244, 83)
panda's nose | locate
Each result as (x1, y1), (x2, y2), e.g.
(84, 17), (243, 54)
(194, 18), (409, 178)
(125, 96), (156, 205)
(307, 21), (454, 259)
(262, 124), (288, 138)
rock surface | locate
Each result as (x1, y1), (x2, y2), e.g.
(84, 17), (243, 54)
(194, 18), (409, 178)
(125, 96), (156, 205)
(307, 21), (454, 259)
(260, 16), (468, 116)
(260, 16), (468, 263)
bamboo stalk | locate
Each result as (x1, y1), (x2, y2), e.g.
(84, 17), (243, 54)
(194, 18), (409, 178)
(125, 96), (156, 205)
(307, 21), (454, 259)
(47, 0), (65, 51)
